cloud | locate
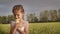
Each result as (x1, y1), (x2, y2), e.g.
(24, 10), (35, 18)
(0, 0), (60, 16)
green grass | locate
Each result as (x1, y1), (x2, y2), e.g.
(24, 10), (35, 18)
(0, 22), (60, 34)
(0, 24), (10, 34)
(29, 23), (60, 34)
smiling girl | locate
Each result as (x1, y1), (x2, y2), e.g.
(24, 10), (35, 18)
(10, 5), (29, 34)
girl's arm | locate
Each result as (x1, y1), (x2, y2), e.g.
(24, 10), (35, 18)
(10, 23), (19, 34)
(24, 22), (29, 34)
(10, 23), (16, 34)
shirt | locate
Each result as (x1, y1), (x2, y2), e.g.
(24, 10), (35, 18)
(10, 20), (28, 34)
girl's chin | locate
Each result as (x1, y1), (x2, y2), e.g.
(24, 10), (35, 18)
(19, 18), (22, 19)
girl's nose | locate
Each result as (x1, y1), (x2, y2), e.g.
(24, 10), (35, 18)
(16, 15), (18, 19)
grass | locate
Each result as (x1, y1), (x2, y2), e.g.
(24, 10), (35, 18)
(0, 22), (60, 34)
(0, 24), (10, 34)
(29, 23), (60, 34)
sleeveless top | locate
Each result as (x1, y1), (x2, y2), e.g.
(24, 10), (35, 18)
(10, 20), (28, 34)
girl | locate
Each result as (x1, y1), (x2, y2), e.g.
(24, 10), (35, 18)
(10, 5), (29, 34)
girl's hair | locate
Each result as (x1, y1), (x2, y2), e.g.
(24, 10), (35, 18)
(12, 5), (24, 14)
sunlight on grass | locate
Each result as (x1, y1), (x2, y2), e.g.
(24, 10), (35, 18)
(0, 24), (10, 34)
(0, 22), (60, 34)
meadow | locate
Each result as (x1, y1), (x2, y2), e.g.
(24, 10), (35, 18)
(0, 22), (60, 34)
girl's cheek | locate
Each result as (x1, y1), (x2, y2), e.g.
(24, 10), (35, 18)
(19, 14), (23, 19)
(19, 15), (22, 19)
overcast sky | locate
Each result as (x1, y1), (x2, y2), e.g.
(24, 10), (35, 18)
(0, 0), (60, 20)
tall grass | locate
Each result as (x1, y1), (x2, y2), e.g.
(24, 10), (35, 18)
(0, 22), (60, 34)
(29, 23), (60, 34)
(0, 24), (10, 34)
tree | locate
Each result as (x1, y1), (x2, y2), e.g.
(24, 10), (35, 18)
(0, 16), (2, 24)
(27, 13), (38, 23)
(40, 10), (49, 22)
(8, 15), (14, 24)
(57, 9), (60, 21)
(50, 10), (57, 21)
(34, 17), (38, 22)
(1, 16), (7, 24)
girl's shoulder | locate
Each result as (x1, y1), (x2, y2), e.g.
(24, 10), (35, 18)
(24, 20), (29, 24)
(23, 20), (29, 27)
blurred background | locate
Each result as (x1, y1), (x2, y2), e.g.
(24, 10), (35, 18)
(0, 0), (60, 34)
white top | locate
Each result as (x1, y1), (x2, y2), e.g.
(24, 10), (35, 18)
(11, 21), (28, 34)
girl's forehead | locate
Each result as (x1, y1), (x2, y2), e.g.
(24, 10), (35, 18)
(14, 9), (22, 14)
(14, 11), (21, 14)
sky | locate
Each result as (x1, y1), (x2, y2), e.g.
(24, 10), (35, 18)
(0, 0), (60, 20)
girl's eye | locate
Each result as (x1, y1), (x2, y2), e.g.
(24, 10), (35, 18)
(20, 11), (23, 13)
(14, 14), (19, 16)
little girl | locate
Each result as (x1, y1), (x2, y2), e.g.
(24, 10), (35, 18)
(10, 5), (29, 34)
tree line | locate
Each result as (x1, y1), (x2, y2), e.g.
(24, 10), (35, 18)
(27, 9), (60, 23)
(0, 15), (14, 24)
(0, 9), (60, 24)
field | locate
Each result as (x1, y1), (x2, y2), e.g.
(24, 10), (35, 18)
(0, 22), (60, 34)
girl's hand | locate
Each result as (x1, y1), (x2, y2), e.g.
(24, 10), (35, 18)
(15, 20), (22, 29)
(15, 18), (21, 28)
(16, 19), (20, 23)
(14, 23), (20, 29)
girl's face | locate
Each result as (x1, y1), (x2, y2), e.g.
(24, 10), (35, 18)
(14, 9), (24, 19)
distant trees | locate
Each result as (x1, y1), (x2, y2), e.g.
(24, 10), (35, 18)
(0, 16), (2, 24)
(50, 10), (57, 21)
(1, 9), (60, 24)
(0, 16), (8, 24)
(57, 9), (60, 21)
(27, 9), (60, 23)
(40, 10), (49, 22)
(8, 15), (14, 24)
(0, 15), (14, 24)
(27, 13), (38, 23)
